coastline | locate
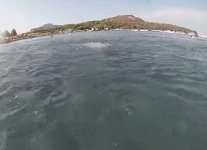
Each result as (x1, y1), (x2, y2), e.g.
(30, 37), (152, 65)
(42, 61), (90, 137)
(1, 15), (199, 44)
(0, 29), (199, 44)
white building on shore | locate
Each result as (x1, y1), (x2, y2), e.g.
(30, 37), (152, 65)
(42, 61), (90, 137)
(188, 32), (197, 37)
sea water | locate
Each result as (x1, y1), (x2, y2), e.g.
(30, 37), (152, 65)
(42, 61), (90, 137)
(0, 31), (207, 150)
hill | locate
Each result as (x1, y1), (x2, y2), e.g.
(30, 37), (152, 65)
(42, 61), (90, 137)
(103, 15), (197, 36)
(29, 15), (198, 37)
(104, 15), (145, 24)
(31, 23), (59, 32)
(1, 15), (199, 44)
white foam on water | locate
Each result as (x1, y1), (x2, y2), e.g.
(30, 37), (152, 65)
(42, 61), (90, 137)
(125, 107), (133, 116)
(199, 34), (207, 39)
(113, 142), (118, 147)
(83, 42), (110, 48)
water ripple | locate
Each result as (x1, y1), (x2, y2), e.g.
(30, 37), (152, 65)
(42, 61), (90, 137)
(1, 31), (207, 150)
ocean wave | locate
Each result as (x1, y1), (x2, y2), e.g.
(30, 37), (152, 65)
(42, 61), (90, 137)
(83, 42), (110, 48)
(199, 34), (207, 39)
(0, 105), (26, 121)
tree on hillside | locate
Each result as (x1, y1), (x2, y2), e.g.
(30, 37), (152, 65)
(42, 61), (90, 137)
(11, 29), (17, 36)
(3, 30), (11, 37)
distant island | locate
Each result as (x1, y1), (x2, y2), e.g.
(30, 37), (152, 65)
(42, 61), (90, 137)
(0, 15), (198, 44)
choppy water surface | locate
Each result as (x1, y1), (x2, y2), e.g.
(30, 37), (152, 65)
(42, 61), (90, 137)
(0, 31), (207, 150)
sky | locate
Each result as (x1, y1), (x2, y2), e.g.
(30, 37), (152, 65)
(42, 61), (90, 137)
(0, 0), (206, 35)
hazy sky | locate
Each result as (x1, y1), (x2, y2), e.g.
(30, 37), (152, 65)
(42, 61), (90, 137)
(0, 0), (206, 35)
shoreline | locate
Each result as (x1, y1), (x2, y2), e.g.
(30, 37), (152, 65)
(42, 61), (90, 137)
(0, 29), (199, 44)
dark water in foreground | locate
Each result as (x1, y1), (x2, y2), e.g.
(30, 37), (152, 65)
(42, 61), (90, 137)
(0, 31), (207, 150)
